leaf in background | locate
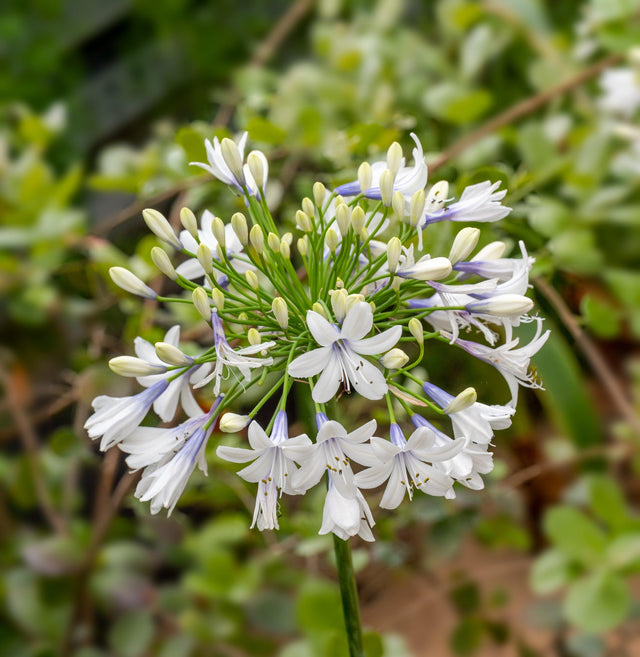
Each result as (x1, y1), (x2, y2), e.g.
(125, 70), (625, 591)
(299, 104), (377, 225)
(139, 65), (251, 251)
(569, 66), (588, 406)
(580, 294), (621, 339)
(530, 549), (573, 595)
(108, 610), (155, 657)
(544, 506), (607, 566)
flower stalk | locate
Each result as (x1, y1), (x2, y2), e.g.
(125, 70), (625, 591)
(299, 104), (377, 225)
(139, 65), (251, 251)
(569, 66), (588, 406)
(333, 535), (365, 657)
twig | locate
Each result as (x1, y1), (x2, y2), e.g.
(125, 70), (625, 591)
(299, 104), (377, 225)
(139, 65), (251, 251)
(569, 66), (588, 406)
(535, 277), (640, 437)
(429, 53), (622, 173)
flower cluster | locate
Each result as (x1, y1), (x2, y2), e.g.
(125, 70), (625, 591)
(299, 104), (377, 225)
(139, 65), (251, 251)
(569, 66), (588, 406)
(86, 132), (548, 538)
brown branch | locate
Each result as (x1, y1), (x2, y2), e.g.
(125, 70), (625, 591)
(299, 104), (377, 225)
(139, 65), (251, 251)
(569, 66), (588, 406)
(429, 53), (623, 173)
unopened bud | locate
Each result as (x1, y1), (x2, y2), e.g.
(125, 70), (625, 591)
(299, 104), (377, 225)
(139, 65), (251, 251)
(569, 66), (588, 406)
(358, 161), (372, 192)
(466, 294), (534, 317)
(247, 328), (261, 345)
(212, 216), (226, 247)
(142, 209), (182, 250)
(313, 182), (326, 208)
(426, 181), (449, 212)
(345, 293), (365, 314)
(220, 413), (250, 433)
(325, 228), (339, 253)
(297, 236), (308, 256)
(231, 212), (248, 245)
(109, 267), (157, 299)
(380, 348), (409, 370)
(387, 237), (402, 273)
(473, 241), (506, 261)
(238, 312), (248, 323)
(245, 270), (259, 290)
(401, 256), (452, 281)
(409, 189), (426, 227)
(408, 318), (424, 345)
(197, 243), (214, 275)
(109, 356), (165, 377)
(449, 227), (481, 264)
(443, 387), (477, 414)
(267, 232), (280, 253)
(211, 288), (224, 310)
(280, 239), (290, 259)
(250, 225), (264, 253)
(272, 297), (289, 330)
(220, 137), (245, 184)
(192, 287), (211, 320)
(386, 141), (403, 175)
(330, 288), (348, 322)
(296, 210), (313, 232)
(180, 207), (199, 240)
(312, 302), (328, 319)
(151, 247), (177, 280)
(247, 151), (267, 191)
(282, 232), (293, 245)
(392, 191), (405, 221)
(380, 169), (394, 206)
(302, 197), (315, 218)
(336, 203), (350, 236)
(351, 206), (366, 234)
(155, 342), (193, 367)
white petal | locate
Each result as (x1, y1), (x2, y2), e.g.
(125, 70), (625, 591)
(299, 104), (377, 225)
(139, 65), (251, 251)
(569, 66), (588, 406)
(317, 421), (348, 443)
(153, 377), (182, 422)
(216, 445), (258, 463)
(288, 346), (332, 378)
(350, 325), (402, 356)
(380, 463), (407, 509)
(340, 302), (373, 341)
(312, 356), (342, 403)
(370, 436), (399, 462)
(307, 311), (340, 346)
(348, 358), (387, 400)
(248, 422), (272, 451)
(355, 462), (394, 489)
(345, 420), (377, 444)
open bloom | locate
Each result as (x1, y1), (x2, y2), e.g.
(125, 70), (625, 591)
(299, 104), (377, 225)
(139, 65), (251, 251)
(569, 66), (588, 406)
(288, 302), (401, 403)
(216, 411), (313, 530)
(319, 476), (375, 542)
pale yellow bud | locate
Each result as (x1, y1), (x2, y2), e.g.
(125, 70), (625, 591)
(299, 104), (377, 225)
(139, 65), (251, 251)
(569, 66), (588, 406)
(180, 207), (199, 240)
(109, 356), (164, 377)
(336, 203), (351, 236)
(212, 216), (226, 247)
(386, 141), (403, 175)
(220, 413), (250, 433)
(358, 161), (372, 192)
(238, 312), (248, 323)
(151, 247), (177, 280)
(280, 239), (290, 259)
(408, 318), (424, 345)
(155, 342), (192, 367)
(380, 169), (394, 206)
(211, 288), (224, 310)
(409, 189), (426, 227)
(473, 241), (506, 261)
(449, 227), (481, 264)
(325, 228), (339, 253)
(380, 348), (409, 370)
(282, 232), (293, 245)
(197, 243), (214, 274)
(426, 181), (449, 212)
(192, 287), (211, 320)
(245, 270), (259, 290)
(312, 302), (328, 319)
(267, 232), (281, 253)
(297, 236), (308, 257)
(330, 288), (348, 322)
(345, 293), (365, 314)
(247, 328), (261, 345)
(443, 387), (477, 414)
(351, 206), (365, 234)
(313, 182), (326, 208)
(247, 151), (266, 190)
(302, 197), (315, 218)
(142, 208), (182, 250)
(272, 297), (289, 330)
(220, 137), (244, 183)
(386, 237), (402, 273)
(250, 224), (264, 253)
(109, 267), (157, 299)
(296, 210), (313, 232)
(392, 191), (405, 221)
(231, 212), (248, 245)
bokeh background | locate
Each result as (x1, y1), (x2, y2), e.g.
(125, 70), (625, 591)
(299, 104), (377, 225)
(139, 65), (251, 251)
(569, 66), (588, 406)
(2, 1), (640, 655)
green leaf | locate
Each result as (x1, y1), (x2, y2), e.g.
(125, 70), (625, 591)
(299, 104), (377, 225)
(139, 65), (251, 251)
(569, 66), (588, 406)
(588, 475), (630, 532)
(563, 572), (630, 633)
(580, 295), (621, 339)
(244, 117), (286, 145)
(424, 83), (493, 124)
(450, 617), (484, 656)
(530, 549), (572, 594)
(296, 580), (343, 634)
(363, 632), (384, 657)
(544, 506), (607, 565)
(606, 534), (640, 571)
(108, 610), (154, 657)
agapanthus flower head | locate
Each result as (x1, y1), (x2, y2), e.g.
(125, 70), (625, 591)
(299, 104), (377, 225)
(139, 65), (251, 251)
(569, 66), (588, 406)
(87, 131), (547, 536)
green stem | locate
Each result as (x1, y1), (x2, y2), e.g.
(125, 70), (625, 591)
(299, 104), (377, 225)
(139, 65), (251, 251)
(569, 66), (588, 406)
(333, 535), (365, 657)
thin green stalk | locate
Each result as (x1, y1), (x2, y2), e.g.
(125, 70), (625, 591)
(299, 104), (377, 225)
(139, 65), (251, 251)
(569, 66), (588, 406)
(333, 535), (365, 657)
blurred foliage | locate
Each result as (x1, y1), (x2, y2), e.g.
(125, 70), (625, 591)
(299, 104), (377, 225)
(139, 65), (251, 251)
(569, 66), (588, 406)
(2, 0), (640, 655)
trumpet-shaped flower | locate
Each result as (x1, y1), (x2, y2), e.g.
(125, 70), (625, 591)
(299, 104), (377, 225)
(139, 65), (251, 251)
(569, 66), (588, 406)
(288, 302), (401, 403)
(319, 475), (375, 542)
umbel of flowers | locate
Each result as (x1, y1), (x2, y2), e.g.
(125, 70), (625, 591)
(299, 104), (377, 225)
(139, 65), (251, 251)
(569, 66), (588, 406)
(86, 132), (549, 540)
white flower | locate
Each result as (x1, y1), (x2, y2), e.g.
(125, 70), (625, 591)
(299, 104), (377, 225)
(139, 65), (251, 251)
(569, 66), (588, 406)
(319, 476), (375, 542)
(451, 318), (550, 405)
(422, 181), (511, 226)
(216, 411), (313, 530)
(334, 133), (428, 201)
(196, 310), (275, 395)
(134, 399), (223, 515)
(288, 302), (401, 403)
(599, 68), (640, 117)
(355, 424), (461, 507)
(191, 132), (248, 189)
(396, 246), (452, 281)
(453, 241), (534, 282)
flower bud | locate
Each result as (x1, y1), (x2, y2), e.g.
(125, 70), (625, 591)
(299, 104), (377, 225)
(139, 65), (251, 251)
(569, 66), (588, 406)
(409, 189), (426, 227)
(313, 182), (326, 208)
(426, 181), (449, 212)
(155, 342), (193, 367)
(345, 293), (365, 314)
(109, 356), (165, 377)
(351, 206), (366, 234)
(392, 191), (405, 221)
(192, 287), (211, 320)
(443, 387), (477, 414)
(336, 203), (351, 236)
(282, 232), (293, 245)
(380, 348), (409, 370)
(272, 297), (289, 330)
(386, 141), (403, 175)
(220, 137), (245, 184)
(109, 267), (157, 299)
(180, 207), (199, 240)
(358, 161), (372, 193)
(449, 227), (480, 264)
(408, 318), (424, 345)
(142, 208), (182, 250)
(247, 151), (267, 191)
(330, 288), (348, 322)
(312, 302), (328, 319)
(231, 212), (248, 245)
(402, 256), (452, 281)
(247, 328), (261, 345)
(325, 228), (339, 253)
(245, 270), (259, 290)
(386, 237), (402, 273)
(151, 247), (177, 280)
(211, 288), (224, 310)
(220, 413), (251, 433)
(266, 232), (279, 253)
(466, 294), (534, 317)
(197, 243), (214, 274)
(296, 210), (313, 232)
(250, 225), (264, 253)
(297, 236), (308, 256)
(280, 239), (291, 259)
(212, 216), (226, 247)
(302, 197), (315, 218)
(379, 169), (394, 206)
(238, 312), (248, 323)
(473, 241), (506, 261)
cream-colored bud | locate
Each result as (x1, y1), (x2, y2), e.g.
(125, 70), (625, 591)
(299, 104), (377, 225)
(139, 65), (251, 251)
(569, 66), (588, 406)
(109, 356), (164, 377)
(109, 267), (157, 299)
(345, 293), (365, 314)
(155, 342), (193, 367)
(231, 212), (248, 245)
(379, 169), (394, 206)
(334, 195), (345, 206)
(403, 256), (452, 281)
(335, 278), (344, 289)
(449, 227), (481, 264)
(280, 239), (290, 259)
(443, 387), (477, 414)
(192, 287), (211, 320)
(380, 348), (409, 370)
(406, 318), (421, 344)
(247, 328), (261, 345)
(247, 151), (266, 190)
(282, 232), (293, 245)
(467, 295), (534, 317)
(358, 161), (372, 192)
(220, 137), (244, 183)
(272, 297), (289, 330)
(211, 216), (226, 247)
(360, 227), (369, 241)
(391, 276), (402, 291)
(180, 207), (199, 240)
(426, 180), (449, 212)
(250, 225), (264, 253)
(216, 243), (225, 261)
(297, 236), (308, 257)
(312, 302), (328, 319)
(142, 208), (182, 250)
(151, 247), (177, 280)
(351, 206), (365, 234)
(330, 288), (348, 322)
(238, 312), (248, 323)
(473, 241), (506, 261)
(296, 210), (313, 232)
(245, 270), (259, 290)
(325, 228), (339, 253)
(220, 413), (251, 433)
(386, 141), (403, 175)
(313, 182), (326, 208)
(197, 243), (214, 275)
(409, 189), (426, 227)
(266, 232), (280, 253)
(211, 288), (224, 310)
(336, 203), (351, 236)
(386, 237), (402, 273)
(302, 197), (315, 218)
(392, 191), (405, 221)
